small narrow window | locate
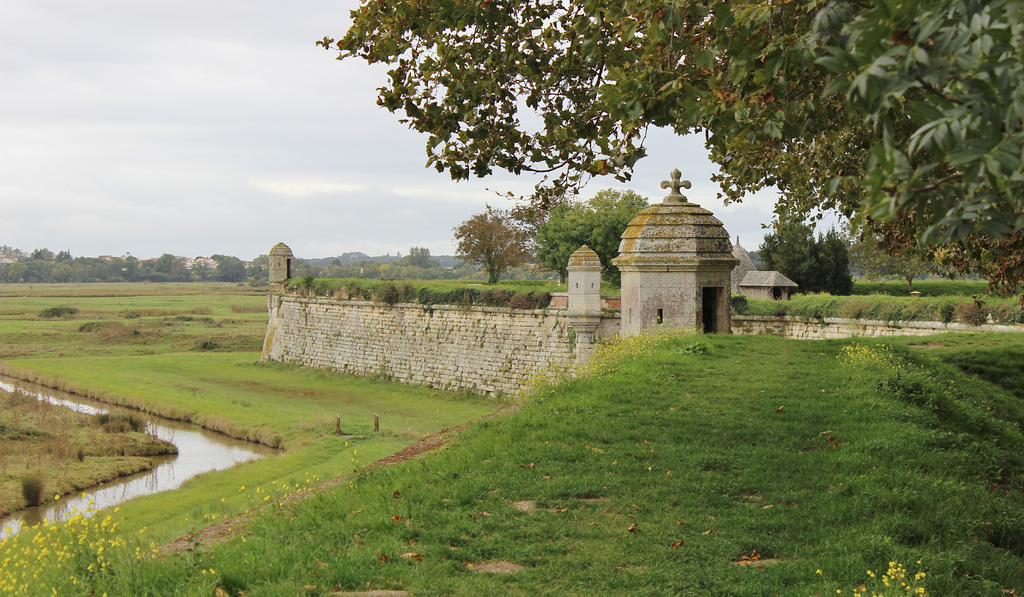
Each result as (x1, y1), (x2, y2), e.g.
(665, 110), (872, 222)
(657, 309), (664, 324)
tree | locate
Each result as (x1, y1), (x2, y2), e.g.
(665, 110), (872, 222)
(325, 0), (1024, 292)
(216, 256), (247, 283)
(760, 222), (852, 296)
(850, 234), (931, 294)
(401, 247), (436, 269)
(536, 189), (648, 284)
(453, 206), (530, 284)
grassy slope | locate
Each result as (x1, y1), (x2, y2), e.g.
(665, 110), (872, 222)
(11, 331), (1022, 596)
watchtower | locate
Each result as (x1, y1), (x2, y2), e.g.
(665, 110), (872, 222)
(611, 170), (738, 336)
(268, 242), (294, 287)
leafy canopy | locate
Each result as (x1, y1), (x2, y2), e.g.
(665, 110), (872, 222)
(325, 0), (1024, 291)
(760, 223), (853, 296)
(535, 189), (649, 284)
(453, 206), (531, 284)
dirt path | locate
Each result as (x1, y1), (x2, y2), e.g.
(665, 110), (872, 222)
(157, 406), (517, 555)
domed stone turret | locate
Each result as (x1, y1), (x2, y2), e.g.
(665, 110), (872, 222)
(567, 244), (602, 316)
(268, 242), (294, 287)
(611, 170), (738, 336)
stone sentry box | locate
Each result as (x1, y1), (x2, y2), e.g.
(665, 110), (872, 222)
(612, 169), (738, 337)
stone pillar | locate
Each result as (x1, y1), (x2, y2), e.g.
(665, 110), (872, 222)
(566, 245), (603, 363)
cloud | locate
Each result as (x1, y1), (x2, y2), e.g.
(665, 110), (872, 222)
(0, 0), (788, 261)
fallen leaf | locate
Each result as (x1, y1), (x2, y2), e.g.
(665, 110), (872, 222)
(392, 515), (403, 522)
(315, 558), (329, 569)
(393, 491), (402, 499)
(702, 529), (714, 535)
(671, 540), (684, 549)
(520, 462), (536, 468)
(762, 505), (774, 510)
(378, 554), (390, 563)
(627, 523), (638, 533)
(401, 552), (424, 562)
(214, 589), (229, 597)
(776, 406), (785, 412)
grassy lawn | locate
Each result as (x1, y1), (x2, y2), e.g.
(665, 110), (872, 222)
(2, 330), (1021, 595)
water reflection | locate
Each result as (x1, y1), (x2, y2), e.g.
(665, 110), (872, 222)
(0, 377), (276, 539)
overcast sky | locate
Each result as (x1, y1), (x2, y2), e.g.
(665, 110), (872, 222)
(1, 0), (786, 261)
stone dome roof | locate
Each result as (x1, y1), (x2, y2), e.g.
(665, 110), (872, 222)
(567, 245), (602, 270)
(612, 202), (737, 270)
(269, 242), (293, 257)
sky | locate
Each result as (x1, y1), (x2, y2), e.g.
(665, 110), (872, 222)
(1, 0), (787, 261)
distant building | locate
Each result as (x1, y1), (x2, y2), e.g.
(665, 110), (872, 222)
(731, 238), (798, 300)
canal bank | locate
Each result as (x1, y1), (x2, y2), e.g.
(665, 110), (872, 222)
(0, 376), (276, 538)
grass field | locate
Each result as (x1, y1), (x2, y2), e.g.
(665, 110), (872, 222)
(1, 329), (1021, 595)
(1, 282), (1023, 595)
(0, 283), (499, 546)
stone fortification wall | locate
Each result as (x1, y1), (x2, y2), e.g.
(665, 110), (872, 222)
(732, 315), (1024, 339)
(262, 296), (583, 395)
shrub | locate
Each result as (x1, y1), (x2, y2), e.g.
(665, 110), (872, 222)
(730, 294), (748, 315)
(39, 306), (78, 319)
(374, 282), (401, 305)
(197, 339), (220, 351)
(20, 473), (45, 506)
(954, 301), (988, 325)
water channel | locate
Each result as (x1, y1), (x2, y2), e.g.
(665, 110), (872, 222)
(0, 376), (277, 539)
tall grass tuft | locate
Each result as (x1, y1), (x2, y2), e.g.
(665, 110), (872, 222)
(20, 473), (44, 506)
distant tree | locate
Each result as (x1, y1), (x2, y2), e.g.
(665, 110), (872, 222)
(169, 258), (191, 282)
(401, 247), (436, 269)
(814, 229), (854, 296)
(55, 250), (72, 263)
(850, 235), (930, 293)
(453, 206), (530, 284)
(6, 262), (27, 282)
(30, 248), (54, 261)
(760, 223), (852, 295)
(153, 254), (176, 277)
(216, 256), (247, 283)
(536, 189), (648, 284)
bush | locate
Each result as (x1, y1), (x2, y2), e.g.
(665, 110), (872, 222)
(954, 301), (988, 325)
(730, 294), (748, 315)
(197, 339), (220, 351)
(20, 473), (45, 506)
(39, 306), (78, 319)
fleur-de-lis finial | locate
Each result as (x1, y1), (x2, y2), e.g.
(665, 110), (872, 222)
(661, 169), (691, 204)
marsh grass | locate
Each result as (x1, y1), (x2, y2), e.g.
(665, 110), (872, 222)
(18, 474), (43, 507)
(0, 388), (175, 515)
